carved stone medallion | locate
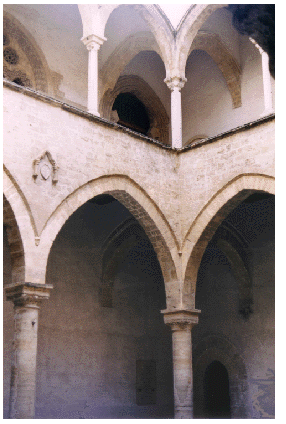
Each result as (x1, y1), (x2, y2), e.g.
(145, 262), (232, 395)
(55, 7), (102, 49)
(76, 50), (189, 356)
(33, 151), (58, 184)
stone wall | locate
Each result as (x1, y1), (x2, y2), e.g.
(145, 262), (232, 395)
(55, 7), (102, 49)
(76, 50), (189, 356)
(3, 83), (275, 419)
(180, 117), (274, 241)
(3, 84), (274, 249)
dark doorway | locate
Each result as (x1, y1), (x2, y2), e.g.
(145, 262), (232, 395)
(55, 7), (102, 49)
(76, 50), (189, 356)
(204, 361), (231, 418)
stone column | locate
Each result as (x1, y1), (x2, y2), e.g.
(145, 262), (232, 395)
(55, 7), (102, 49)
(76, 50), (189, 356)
(81, 34), (106, 116)
(250, 38), (273, 115)
(261, 50), (273, 114)
(162, 309), (200, 418)
(165, 76), (187, 149)
(5, 282), (53, 419)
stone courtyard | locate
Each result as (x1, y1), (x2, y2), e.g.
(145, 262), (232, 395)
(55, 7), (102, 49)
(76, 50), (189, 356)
(3, 4), (274, 419)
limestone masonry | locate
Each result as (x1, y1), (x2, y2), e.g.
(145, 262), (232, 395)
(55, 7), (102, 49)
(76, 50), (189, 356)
(3, 4), (274, 419)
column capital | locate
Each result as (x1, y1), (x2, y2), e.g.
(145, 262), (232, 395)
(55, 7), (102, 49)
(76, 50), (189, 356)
(161, 308), (201, 331)
(164, 76), (187, 91)
(81, 34), (107, 51)
(5, 282), (53, 308)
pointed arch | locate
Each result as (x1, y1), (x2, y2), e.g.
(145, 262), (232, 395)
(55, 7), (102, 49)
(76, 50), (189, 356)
(3, 11), (57, 95)
(173, 4), (225, 79)
(181, 174), (274, 309)
(79, 4), (174, 78)
(39, 175), (180, 308)
(3, 168), (37, 284)
(100, 75), (170, 144)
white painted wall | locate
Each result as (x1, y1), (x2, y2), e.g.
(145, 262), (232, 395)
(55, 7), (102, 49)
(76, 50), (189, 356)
(181, 34), (267, 145)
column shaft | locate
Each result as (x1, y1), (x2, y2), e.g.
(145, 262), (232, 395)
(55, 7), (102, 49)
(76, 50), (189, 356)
(9, 305), (39, 419)
(171, 88), (183, 149)
(172, 326), (193, 418)
(249, 38), (273, 115)
(165, 76), (186, 149)
(82, 34), (106, 117)
(88, 45), (100, 116)
(5, 282), (53, 419)
(163, 309), (200, 419)
(261, 51), (273, 113)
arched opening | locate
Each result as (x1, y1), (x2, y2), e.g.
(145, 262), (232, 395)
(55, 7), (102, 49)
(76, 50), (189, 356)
(191, 191), (274, 418)
(204, 360), (231, 418)
(112, 92), (150, 135)
(39, 176), (179, 308)
(100, 75), (170, 144)
(36, 194), (174, 418)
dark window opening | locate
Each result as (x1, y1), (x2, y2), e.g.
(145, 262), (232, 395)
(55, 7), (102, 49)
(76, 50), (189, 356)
(112, 92), (150, 135)
(12, 78), (25, 87)
(204, 361), (231, 418)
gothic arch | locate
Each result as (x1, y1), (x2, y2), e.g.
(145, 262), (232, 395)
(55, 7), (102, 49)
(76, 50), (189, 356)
(3, 195), (25, 284)
(173, 4), (225, 79)
(100, 31), (162, 94)
(40, 175), (179, 308)
(3, 11), (55, 94)
(100, 75), (170, 144)
(181, 174), (275, 309)
(193, 334), (248, 418)
(3, 167), (47, 285)
(188, 32), (241, 108)
(3, 168), (37, 284)
(78, 4), (173, 76)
